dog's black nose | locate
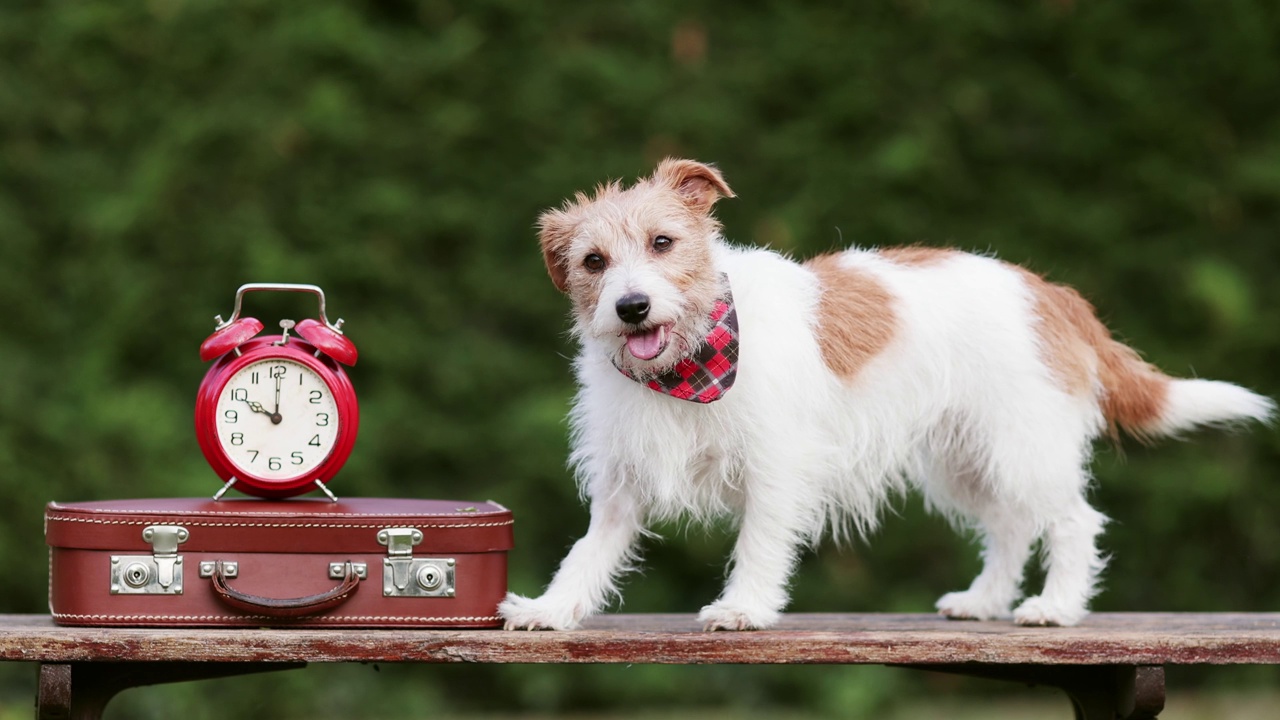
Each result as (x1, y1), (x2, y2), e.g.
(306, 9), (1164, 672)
(616, 293), (651, 324)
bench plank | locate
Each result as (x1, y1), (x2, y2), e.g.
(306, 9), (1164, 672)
(2, 613), (1278, 666)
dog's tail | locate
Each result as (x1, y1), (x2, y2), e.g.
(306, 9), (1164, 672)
(1098, 339), (1274, 441)
(1025, 269), (1273, 442)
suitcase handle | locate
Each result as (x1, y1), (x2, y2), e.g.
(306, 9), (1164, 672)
(208, 561), (363, 617)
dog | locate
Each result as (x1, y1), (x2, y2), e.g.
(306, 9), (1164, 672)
(498, 158), (1274, 631)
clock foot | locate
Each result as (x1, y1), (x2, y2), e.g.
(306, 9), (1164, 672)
(212, 478), (237, 501)
(315, 480), (339, 502)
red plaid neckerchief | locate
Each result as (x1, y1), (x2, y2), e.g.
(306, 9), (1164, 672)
(613, 283), (739, 404)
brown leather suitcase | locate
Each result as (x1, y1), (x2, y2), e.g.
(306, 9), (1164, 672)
(46, 497), (512, 628)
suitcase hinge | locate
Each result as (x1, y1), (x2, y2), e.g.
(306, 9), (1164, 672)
(110, 525), (189, 595)
(377, 528), (455, 598)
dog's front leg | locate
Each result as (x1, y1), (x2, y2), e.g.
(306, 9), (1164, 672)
(698, 476), (810, 631)
(499, 487), (643, 630)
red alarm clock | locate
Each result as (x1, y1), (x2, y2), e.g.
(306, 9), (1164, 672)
(195, 283), (359, 500)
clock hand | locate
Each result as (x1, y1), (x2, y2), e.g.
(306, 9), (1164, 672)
(271, 375), (283, 425)
(241, 399), (280, 424)
(243, 399), (271, 415)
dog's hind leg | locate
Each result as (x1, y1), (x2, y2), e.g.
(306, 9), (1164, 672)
(499, 487), (644, 630)
(926, 450), (1044, 620)
(934, 472), (1105, 626)
(981, 421), (1105, 627)
(996, 413), (1107, 627)
(923, 441), (1039, 621)
(936, 506), (1039, 621)
(931, 391), (1105, 626)
(1013, 492), (1107, 626)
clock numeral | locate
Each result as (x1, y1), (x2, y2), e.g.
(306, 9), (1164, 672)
(247, 450), (259, 463)
(299, 374), (304, 386)
(315, 413), (329, 426)
(270, 365), (286, 379)
(308, 434), (321, 447)
(291, 451), (304, 465)
(251, 372), (260, 385)
(224, 410), (238, 424)
(230, 432), (244, 446)
(231, 388), (248, 402)
(268, 457), (282, 471)
(309, 390), (323, 404)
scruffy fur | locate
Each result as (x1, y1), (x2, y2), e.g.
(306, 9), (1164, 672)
(499, 158), (1274, 631)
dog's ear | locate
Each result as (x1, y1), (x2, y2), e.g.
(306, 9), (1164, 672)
(652, 158), (735, 213)
(537, 207), (577, 293)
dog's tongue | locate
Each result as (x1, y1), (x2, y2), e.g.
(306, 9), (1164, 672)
(626, 326), (667, 360)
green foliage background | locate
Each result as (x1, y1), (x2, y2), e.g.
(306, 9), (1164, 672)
(1, 0), (1278, 716)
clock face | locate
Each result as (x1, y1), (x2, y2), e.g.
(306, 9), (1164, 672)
(213, 358), (340, 481)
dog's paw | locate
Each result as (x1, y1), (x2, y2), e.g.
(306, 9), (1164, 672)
(935, 590), (1011, 621)
(1012, 596), (1087, 627)
(498, 593), (584, 631)
(697, 601), (780, 631)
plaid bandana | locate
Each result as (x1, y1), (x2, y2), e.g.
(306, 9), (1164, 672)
(613, 283), (739, 404)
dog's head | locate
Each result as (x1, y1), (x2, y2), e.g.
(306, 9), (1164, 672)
(538, 158), (735, 374)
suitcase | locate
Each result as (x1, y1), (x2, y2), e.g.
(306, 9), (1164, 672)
(46, 497), (512, 628)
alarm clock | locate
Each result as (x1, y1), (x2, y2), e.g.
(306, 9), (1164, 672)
(194, 283), (359, 500)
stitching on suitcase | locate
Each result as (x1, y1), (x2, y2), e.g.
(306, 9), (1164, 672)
(46, 503), (508, 518)
(45, 516), (514, 529)
(51, 612), (502, 623)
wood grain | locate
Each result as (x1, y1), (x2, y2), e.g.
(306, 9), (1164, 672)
(2, 613), (1279, 666)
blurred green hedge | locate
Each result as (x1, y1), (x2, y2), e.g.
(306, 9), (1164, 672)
(1, 0), (1279, 716)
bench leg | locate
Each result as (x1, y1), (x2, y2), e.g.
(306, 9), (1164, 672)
(902, 664), (1165, 720)
(36, 661), (305, 720)
(1062, 665), (1165, 720)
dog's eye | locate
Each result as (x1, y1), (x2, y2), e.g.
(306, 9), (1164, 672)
(652, 235), (674, 252)
(583, 253), (607, 272)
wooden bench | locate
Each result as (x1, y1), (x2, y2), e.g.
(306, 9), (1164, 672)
(3, 612), (1279, 719)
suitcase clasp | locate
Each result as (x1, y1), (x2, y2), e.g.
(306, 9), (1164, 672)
(377, 528), (455, 598)
(109, 525), (189, 595)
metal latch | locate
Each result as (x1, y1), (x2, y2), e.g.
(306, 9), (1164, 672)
(110, 525), (189, 595)
(377, 528), (454, 598)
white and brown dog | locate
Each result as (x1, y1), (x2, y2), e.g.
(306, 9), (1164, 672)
(499, 158), (1273, 631)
